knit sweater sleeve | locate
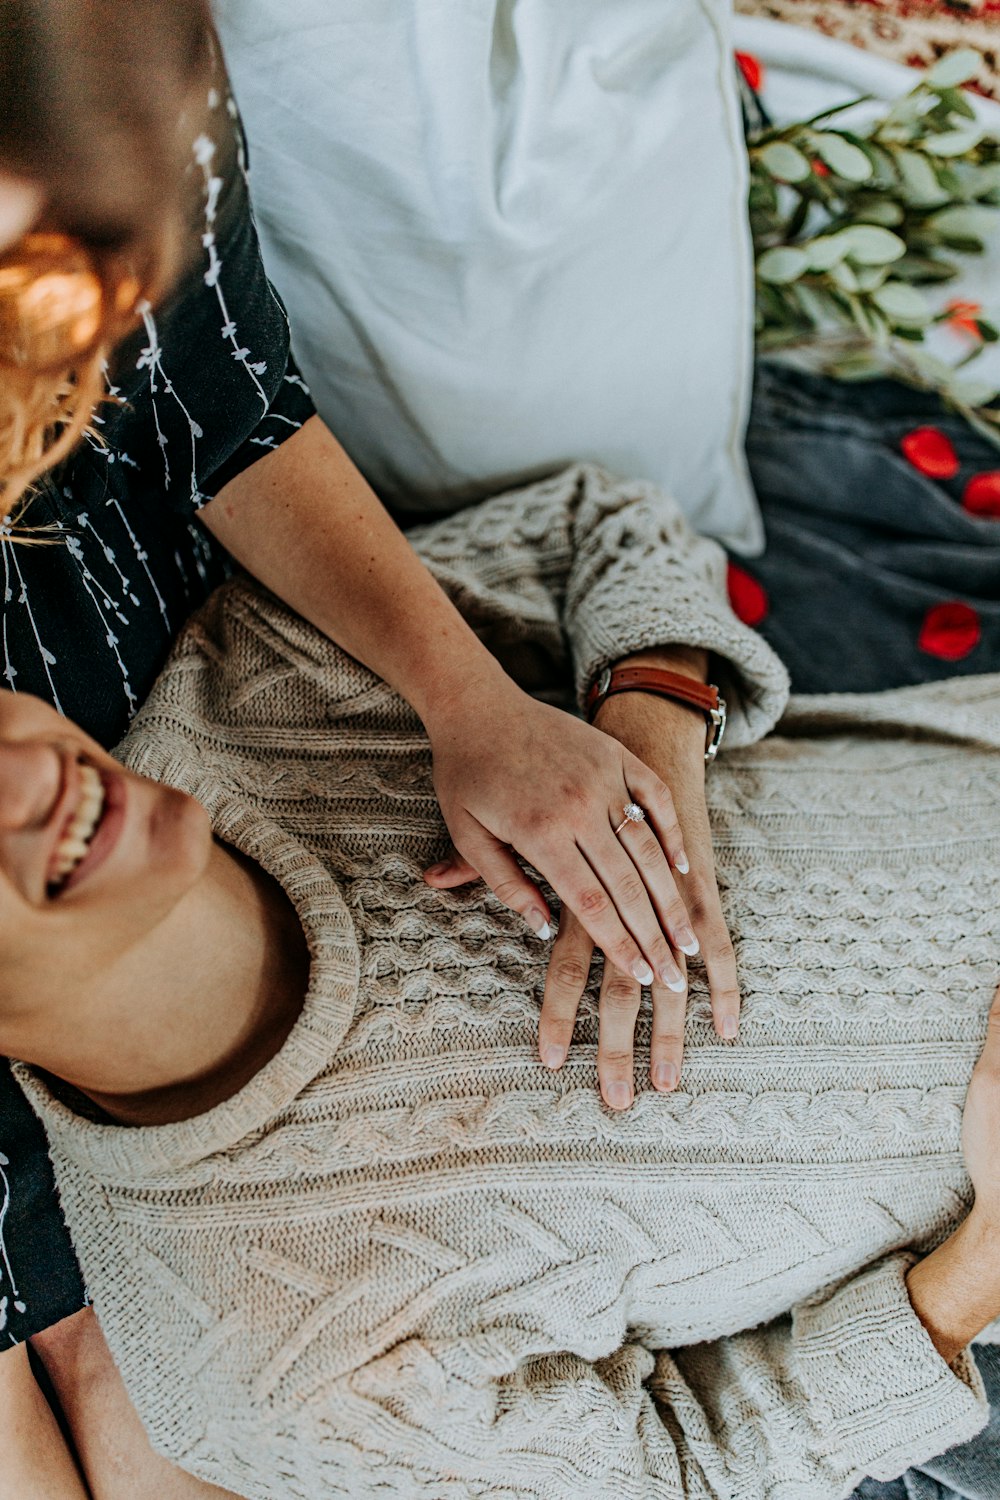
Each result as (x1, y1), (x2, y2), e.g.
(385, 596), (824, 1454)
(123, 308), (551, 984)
(561, 466), (788, 748)
(407, 463), (789, 748)
(315, 1254), (985, 1500)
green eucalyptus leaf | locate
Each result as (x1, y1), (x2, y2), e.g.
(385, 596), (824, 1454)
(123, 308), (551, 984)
(947, 376), (1000, 407)
(841, 224), (907, 266)
(891, 254), (960, 284)
(939, 235), (986, 254)
(871, 281), (931, 324)
(927, 49), (982, 90)
(757, 141), (812, 183)
(811, 132), (874, 182)
(895, 149), (950, 206)
(757, 245), (811, 284)
(973, 163), (1000, 200)
(927, 203), (999, 240)
(829, 260), (860, 293)
(934, 87), (977, 123)
(924, 126), (985, 158)
(854, 266), (891, 293)
(806, 234), (849, 271)
(828, 355), (885, 382)
(856, 200), (904, 227)
(976, 319), (1000, 343)
(909, 348), (959, 384)
(864, 142), (899, 186)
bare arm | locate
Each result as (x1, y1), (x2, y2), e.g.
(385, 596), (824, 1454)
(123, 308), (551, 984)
(31, 1310), (245, 1500)
(201, 419), (703, 992)
(0, 1339), (90, 1500)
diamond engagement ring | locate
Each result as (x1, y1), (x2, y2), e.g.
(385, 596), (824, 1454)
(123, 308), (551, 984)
(613, 803), (646, 836)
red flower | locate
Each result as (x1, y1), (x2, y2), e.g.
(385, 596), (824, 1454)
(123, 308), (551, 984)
(900, 426), (960, 480)
(735, 52), (763, 92)
(812, 159), (830, 178)
(963, 471), (1000, 518)
(944, 299), (983, 339)
(726, 563), (769, 627)
(918, 601), (981, 661)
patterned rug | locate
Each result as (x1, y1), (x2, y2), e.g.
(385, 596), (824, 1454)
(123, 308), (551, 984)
(736, 0), (1000, 96)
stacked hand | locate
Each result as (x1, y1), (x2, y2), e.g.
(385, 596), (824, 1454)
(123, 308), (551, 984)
(424, 654), (737, 1110)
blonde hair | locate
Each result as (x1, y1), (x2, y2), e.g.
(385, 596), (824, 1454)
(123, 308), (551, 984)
(0, 234), (151, 533)
(0, 0), (212, 534)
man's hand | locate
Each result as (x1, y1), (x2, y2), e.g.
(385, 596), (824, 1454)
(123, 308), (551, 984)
(536, 674), (738, 1109)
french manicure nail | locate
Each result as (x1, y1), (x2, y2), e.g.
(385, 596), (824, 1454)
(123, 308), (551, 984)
(677, 929), (699, 957)
(541, 1043), (563, 1070)
(721, 1016), (738, 1040)
(675, 854), (690, 875)
(606, 1081), (633, 1111)
(528, 908), (551, 940)
(631, 960), (654, 986)
(654, 1062), (679, 1090)
(662, 971), (686, 994)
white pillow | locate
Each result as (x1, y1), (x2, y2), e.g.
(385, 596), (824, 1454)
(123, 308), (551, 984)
(214, 0), (762, 552)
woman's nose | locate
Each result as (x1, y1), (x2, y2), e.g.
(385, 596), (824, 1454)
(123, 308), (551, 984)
(0, 740), (63, 830)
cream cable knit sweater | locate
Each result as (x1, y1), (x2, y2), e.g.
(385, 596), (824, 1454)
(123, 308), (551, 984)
(19, 466), (1000, 1499)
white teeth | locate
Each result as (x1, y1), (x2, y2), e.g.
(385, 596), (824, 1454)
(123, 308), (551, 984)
(50, 763), (105, 886)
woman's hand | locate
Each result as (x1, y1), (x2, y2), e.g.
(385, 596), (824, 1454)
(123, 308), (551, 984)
(424, 670), (695, 990)
(425, 651), (739, 1107)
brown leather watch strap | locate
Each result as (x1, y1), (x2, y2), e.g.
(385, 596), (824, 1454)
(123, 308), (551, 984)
(586, 666), (727, 760)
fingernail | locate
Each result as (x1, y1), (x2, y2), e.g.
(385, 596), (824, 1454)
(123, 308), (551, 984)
(605, 1081), (633, 1111)
(654, 1062), (678, 1090)
(541, 1043), (563, 1070)
(721, 1016), (738, 1040)
(677, 929), (699, 957)
(675, 853), (690, 875)
(631, 960), (654, 986)
(529, 908), (551, 940)
(662, 970), (686, 994)
(426, 862), (449, 878)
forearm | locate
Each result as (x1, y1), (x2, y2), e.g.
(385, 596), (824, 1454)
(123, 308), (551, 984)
(201, 416), (508, 729)
(907, 1209), (1000, 1365)
(0, 1342), (90, 1500)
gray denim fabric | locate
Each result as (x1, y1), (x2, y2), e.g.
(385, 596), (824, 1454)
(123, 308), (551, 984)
(851, 1346), (1000, 1500)
(741, 362), (1000, 694)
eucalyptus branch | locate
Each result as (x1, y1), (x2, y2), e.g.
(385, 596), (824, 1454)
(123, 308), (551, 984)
(750, 47), (1000, 448)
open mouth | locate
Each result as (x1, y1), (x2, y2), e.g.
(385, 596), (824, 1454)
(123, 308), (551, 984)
(47, 761), (107, 895)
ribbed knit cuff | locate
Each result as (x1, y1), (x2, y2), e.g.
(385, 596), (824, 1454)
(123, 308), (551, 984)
(570, 579), (790, 749)
(794, 1254), (989, 1488)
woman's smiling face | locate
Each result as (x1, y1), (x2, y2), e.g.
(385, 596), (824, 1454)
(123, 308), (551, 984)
(0, 690), (211, 1026)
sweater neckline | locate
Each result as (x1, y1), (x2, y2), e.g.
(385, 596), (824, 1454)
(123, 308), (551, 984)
(15, 758), (361, 1185)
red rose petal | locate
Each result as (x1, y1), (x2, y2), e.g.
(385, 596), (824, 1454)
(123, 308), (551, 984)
(727, 563), (769, 627)
(962, 471), (1000, 518)
(918, 601), (981, 661)
(900, 426), (960, 480)
(735, 51), (763, 92)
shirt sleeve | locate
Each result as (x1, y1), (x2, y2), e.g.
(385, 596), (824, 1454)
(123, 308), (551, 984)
(561, 465), (789, 748)
(309, 1254), (988, 1500)
(103, 53), (317, 519)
